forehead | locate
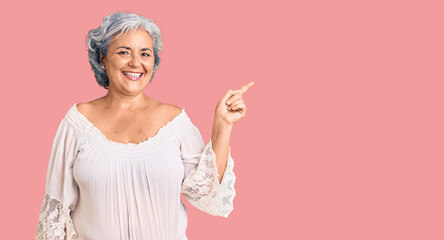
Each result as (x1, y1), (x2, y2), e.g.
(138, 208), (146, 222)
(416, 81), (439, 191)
(109, 28), (153, 48)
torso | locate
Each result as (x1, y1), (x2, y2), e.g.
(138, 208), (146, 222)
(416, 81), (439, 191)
(76, 97), (182, 145)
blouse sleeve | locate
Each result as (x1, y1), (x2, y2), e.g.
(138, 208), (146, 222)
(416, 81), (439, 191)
(36, 117), (80, 240)
(179, 119), (236, 218)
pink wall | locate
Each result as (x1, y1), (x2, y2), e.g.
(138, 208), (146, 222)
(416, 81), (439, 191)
(1, 0), (443, 239)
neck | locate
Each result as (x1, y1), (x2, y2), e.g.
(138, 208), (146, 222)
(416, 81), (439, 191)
(102, 89), (151, 111)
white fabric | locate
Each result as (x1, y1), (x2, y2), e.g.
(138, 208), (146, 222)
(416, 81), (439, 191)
(36, 103), (236, 240)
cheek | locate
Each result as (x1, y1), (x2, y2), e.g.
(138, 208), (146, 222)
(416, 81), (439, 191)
(109, 59), (126, 69)
(145, 59), (155, 69)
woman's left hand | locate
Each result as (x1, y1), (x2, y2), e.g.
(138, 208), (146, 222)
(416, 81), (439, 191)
(215, 81), (255, 126)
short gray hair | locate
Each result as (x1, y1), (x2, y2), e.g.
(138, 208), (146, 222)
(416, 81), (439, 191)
(86, 11), (163, 89)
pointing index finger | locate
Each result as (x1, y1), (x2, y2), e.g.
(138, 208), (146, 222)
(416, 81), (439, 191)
(238, 81), (255, 94)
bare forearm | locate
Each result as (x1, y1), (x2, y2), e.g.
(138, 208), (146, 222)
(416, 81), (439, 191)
(211, 117), (233, 184)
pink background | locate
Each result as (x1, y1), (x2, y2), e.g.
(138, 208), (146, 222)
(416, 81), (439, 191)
(0, 0), (443, 239)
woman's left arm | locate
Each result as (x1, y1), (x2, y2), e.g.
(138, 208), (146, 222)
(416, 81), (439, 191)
(180, 82), (254, 217)
(211, 118), (232, 184)
(211, 81), (255, 184)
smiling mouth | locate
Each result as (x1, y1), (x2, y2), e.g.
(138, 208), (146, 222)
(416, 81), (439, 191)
(122, 71), (144, 77)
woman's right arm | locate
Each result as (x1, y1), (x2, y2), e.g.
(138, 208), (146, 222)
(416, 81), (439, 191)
(36, 116), (80, 240)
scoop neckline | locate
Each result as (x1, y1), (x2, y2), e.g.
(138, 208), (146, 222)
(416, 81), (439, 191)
(72, 103), (185, 147)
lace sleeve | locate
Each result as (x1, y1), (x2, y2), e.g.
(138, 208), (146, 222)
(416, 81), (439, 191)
(181, 140), (236, 217)
(36, 194), (77, 240)
(179, 120), (236, 218)
(36, 116), (80, 239)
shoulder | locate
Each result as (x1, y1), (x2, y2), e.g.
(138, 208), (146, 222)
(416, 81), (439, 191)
(59, 103), (88, 138)
(165, 103), (183, 116)
(68, 100), (103, 135)
(76, 98), (101, 117)
(158, 103), (184, 122)
(75, 102), (89, 117)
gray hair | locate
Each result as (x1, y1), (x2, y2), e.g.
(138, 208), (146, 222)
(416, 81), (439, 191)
(86, 11), (163, 89)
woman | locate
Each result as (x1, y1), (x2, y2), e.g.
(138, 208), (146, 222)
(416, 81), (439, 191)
(35, 11), (253, 240)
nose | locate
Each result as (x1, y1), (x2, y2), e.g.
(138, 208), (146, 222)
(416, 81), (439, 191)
(128, 54), (141, 67)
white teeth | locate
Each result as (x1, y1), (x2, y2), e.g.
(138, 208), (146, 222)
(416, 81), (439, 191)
(123, 72), (142, 77)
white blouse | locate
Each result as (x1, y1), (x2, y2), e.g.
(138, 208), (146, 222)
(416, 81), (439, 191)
(36, 103), (236, 240)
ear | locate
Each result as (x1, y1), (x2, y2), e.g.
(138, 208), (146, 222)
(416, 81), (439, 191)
(99, 52), (105, 65)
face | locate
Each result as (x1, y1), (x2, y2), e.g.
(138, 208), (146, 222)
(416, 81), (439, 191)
(101, 28), (155, 94)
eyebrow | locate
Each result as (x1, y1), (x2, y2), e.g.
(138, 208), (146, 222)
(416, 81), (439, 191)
(116, 46), (152, 52)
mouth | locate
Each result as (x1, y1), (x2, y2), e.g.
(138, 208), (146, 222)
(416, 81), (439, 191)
(122, 71), (144, 81)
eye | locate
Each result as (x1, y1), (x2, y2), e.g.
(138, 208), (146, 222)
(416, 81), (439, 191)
(118, 51), (129, 55)
(142, 53), (151, 57)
